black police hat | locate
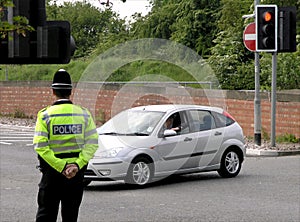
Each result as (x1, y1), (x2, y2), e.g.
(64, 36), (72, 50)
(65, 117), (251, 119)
(51, 69), (72, 89)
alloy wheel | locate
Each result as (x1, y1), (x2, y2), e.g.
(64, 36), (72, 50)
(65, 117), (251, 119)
(225, 151), (240, 174)
(131, 161), (151, 185)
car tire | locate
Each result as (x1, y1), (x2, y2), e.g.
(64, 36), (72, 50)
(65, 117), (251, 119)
(125, 157), (153, 186)
(218, 149), (242, 178)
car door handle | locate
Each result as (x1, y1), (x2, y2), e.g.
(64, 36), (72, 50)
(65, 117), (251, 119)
(214, 131), (222, 136)
(184, 137), (192, 142)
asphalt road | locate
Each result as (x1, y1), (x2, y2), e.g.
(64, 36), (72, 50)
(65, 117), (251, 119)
(0, 125), (299, 222)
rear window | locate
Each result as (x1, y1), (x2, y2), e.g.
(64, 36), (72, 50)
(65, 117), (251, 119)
(212, 111), (235, 128)
(188, 110), (216, 132)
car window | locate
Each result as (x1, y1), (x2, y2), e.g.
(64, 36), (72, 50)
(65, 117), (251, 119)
(178, 111), (190, 134)
(211, 111), (235, 128)
(188, 110), (216, 132)
(160, 111), (190, 135)
(99, 110), (165, 135)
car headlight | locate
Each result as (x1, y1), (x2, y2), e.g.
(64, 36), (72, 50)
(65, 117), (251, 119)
(93, 147), (123, 158)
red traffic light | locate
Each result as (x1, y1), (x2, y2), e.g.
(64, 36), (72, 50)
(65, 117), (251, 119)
(255, 5), (278, 52)
(263, 11), (273, 22)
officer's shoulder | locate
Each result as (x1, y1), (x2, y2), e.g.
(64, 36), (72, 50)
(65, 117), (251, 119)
(38, 106), (50, 114)
(74, 104), (90, 113)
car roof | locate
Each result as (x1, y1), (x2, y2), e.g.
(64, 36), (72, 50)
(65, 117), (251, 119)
(130, 104), (224, 114)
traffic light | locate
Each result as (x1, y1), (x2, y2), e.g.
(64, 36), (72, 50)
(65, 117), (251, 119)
(277, 6), (297, 53)
(255, 5), (278, 52)
(40, 21), (76, 64)
(0, 0), (76, 64)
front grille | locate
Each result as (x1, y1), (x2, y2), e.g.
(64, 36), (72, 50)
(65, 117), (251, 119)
(84, 169), (97, 176)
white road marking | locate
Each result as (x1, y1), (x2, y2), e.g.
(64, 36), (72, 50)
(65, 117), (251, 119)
(0, 141), (12, 145)
(0, 125), (34, 145)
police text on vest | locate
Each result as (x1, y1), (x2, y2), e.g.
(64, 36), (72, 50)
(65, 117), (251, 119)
(53, 124), (83, 135)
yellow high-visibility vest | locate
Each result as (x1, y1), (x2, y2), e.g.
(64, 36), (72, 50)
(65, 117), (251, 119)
(33, 102), (98, 173)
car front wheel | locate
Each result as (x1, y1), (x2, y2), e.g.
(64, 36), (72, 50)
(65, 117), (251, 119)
(218, 149), (242, 178)
(125, 157), (153, 186)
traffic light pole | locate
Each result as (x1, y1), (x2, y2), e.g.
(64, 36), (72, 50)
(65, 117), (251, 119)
(7, 7), (13, 58)
(253, 3), (295, 147)
(254, 52), (261, 146)
(254, 0), (262, 146)
(271, 52), (277, 147)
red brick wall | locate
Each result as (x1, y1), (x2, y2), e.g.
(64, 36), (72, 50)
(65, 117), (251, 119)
(1, 81), (299, 138)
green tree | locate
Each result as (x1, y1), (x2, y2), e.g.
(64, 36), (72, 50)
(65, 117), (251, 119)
(0, 0), (34, 39)
(46, 1), (126, 58)
(169, 0), (220, 57)
(2, 0), (299, 90)
(208, 0), (253, 89)
(131, 0), (177, 39)
(132, 0), (220, 57)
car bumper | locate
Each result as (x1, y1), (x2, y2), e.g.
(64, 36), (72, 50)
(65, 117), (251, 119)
(84, 158), (130, 181)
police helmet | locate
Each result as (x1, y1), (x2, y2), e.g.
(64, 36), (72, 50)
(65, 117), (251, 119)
(51, 69), (72, 89)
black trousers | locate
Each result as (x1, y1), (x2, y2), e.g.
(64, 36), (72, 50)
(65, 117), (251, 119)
(36, 160), (86, 222)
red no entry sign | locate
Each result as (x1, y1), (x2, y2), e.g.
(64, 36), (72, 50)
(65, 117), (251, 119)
(243, 22), (256, 52)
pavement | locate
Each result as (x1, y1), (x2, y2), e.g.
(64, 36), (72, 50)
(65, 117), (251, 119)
(245, 139), (300, 157)
(246, 148), (300, 157)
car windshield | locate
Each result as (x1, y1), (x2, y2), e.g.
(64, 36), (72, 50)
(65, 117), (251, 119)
(98, 110), (165, 136)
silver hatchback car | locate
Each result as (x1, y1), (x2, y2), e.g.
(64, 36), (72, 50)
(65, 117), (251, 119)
(84, 104), (245, 186)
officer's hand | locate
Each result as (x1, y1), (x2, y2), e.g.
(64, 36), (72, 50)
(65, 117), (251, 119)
(63, 164), (79, 179)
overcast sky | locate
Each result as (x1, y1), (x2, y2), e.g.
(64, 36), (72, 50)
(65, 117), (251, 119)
(56, 0), (151, 19)
(106, 0), (151, 19)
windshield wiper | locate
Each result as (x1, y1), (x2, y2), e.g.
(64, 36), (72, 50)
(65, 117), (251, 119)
(100, 132), (149, 136)
(99, 132), (119, 135)
(126, 132), (149, 136)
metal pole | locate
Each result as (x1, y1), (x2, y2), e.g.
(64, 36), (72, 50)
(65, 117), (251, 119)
(254, 0), (261, 146)
(7, 7), (14, 58)
(254, 53), (261, 145)
(271, 52), (277, 147)
(5, 66), (8, 81)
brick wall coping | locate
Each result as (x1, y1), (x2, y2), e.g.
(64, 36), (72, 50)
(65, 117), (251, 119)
(1, 81), (299, 102)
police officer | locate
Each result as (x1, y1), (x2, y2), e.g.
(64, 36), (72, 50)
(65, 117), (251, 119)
(33, 69), (98, 222)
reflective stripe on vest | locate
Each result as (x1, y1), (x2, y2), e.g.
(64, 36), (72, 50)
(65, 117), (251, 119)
(85, 138), (98, 145)
(42, 113), (90, 121)
(85, 128), (97, 137)
(34, 142), (84, 153)
(50, 138), (85, 145)
(52, 144), (84, 153)
(34, 131), (49, 138)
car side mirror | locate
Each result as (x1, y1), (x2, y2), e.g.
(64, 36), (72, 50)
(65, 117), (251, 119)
(163, 129), (177, 137)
